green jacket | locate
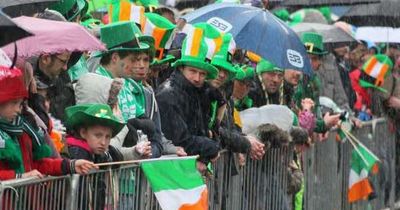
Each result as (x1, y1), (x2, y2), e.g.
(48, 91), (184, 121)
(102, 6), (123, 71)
(294, 74), (327, 133)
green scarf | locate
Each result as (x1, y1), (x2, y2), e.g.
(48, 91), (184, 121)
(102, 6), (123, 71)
(0, 116), (51, 173)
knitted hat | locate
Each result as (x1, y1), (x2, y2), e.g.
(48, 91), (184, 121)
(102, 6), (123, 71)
(50, 0), (87, 21)
(172, 26), (219, 79)
(235, 65), (255, 81)
(301, 32), (328, 55)
(211, 33), (237, 80)
(65, 103), (124, 137)
(256, 59), (283, 74)
(360, 54), (393, 93)
(96, 21), (150, 57)
(0, 66), (28, 104)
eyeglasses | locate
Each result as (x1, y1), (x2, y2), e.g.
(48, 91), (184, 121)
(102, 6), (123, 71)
(53, 56), (69, 66)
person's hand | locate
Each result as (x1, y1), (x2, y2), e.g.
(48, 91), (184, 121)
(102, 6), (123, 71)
(387, 96), (400, 109)
(247, 136), (265, 160)
(350, 117), (362, 128)
(301, 98), (315, 112)
(196, 161), (208, 175)
(210, 152), (220, 163)
(318, 132), (329, 142)
(135, 141), (152, 158)
(74, 160), (98, 175)
(175, 146), (187, 156)
(237, 153), (246, 167)
(22, 170), (44, 179)
(323, 113), (341, 128)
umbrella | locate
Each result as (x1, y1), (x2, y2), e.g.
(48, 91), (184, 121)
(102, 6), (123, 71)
(355, 27), (400, 43)
(339, 0), (400, 27)
(291, 22), (356, 44)
(0, 0), (59, 17)
(182, 3), (312, 75)
(1, 16), (105, 58)
(0, 11), (32, 47)
(284, 0), (380, 7)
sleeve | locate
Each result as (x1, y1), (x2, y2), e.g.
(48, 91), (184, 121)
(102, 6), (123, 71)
(156, 91), (219, 163)
(32, 157), (65, 176)
(0, 161), (17, 180)
(218, 127), (251, 154)
(153, 107), (177, 155)
(110, 126), (142, 160)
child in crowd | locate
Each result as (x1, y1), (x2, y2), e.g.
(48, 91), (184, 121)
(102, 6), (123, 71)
(64, 103), (125, 210)
(0, 66), (96, 180)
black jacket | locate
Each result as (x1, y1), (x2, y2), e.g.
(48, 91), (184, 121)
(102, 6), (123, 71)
(156, 70), (219, 163)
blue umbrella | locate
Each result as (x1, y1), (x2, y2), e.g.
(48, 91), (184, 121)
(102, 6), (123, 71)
(182, 3), (312, 75)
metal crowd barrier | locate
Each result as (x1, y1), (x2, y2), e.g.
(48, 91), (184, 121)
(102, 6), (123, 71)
(0, 118), (395, 210)
(303, 118), (396, 210)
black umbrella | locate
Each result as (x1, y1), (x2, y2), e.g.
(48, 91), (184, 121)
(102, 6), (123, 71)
(284, 0), (380, 7)
(339, 0), (400, 27)
(0, 0), (59, 17)
(291, 22), (356, 44)
(0, 10), (32, 47)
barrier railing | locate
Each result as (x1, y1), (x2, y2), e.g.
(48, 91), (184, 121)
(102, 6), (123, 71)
(0, 118), (396, 210)
(303, 118), (396, 210)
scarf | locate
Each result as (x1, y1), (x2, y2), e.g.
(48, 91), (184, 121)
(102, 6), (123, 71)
(0, 116), (51, 173)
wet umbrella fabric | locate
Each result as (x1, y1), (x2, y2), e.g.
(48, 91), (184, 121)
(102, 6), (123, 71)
(291, 22), (356, 44)
(182, 3), (312, 76)
(0, 11), (32, 47)
(284, 0), (380, 7)
(355, 27), (400, 44)
(339, 0), (400, 27)
(0, 0), (59, 17)
(1, 16), (105, 58)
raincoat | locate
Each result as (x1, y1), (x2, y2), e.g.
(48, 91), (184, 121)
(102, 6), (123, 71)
(156, 70), (219, 163)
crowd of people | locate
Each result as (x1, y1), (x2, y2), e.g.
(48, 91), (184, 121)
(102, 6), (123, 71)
(0, 0), (399, 209)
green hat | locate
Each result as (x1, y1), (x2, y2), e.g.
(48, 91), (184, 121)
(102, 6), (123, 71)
(256, 59), (283, 74)
(235, 65), (255, 81)
(360, 54), (393, 93)
(301, 32), (328, 55)
(273, 8), (290, 22)
(97, 21), (150, 57)
(211, 33), (237, 80)
(50, 0), (87, 21)
(172, 26), (219, 80)
(134, 0), (159, 9)
(81, 17), (103, 29)
(65, 103), (125, 137)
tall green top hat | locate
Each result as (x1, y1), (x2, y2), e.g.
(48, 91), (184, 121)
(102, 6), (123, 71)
(301, 32), (328, 55)
(65, 103), (124, 137)
(360, 54), (393, 93)
(211, 33), (237, 80)
(172, 25), (219, 79)
(235, 65), (255, 81)
(256, 59), (283, 74)
(50, 0), (88, 21)
(98, 21), (150, 56)
(142, 12), (176, 64)
(134, 0), (159, 11)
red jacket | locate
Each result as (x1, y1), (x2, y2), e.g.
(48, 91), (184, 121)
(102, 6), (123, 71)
(0, 132), (70, 180)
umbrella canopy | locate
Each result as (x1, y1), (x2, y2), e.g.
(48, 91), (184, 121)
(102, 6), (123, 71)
(0, 0), (59, 17)
(183, 3), (312, 75)
(0, 11), (32, 47)
(356, 27), (400, 43)
(339, 0), (400, 27)
(1, 16), (105, 58)
(291, 22), (356, 44)
(284, 0), (380, 7)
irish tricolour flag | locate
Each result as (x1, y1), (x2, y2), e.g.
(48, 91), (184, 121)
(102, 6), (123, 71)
(348, 143), (379, 203)
(141, 157), (208, 210)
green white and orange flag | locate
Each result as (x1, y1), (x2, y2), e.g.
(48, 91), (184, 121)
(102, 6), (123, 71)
(141, 157), (208, 210)
(348, 143), (379, 203)
(109, 1), (145, 25)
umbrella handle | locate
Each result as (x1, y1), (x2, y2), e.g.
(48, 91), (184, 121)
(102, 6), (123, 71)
(10, 42), (17, 69)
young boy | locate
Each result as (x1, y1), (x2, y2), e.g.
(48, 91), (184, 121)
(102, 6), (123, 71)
(0, 65), (97, 180)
